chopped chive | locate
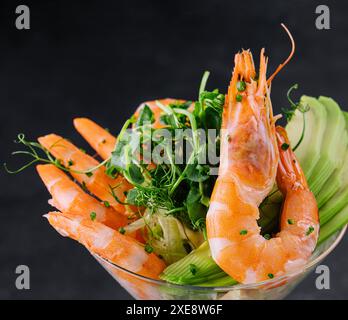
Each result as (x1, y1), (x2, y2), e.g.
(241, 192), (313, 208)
(268, 273), (274, 279)
(306, 226), (314, 236)
(287, 219), (295, 225)
(103, 201), (110, 207)
(90, 212), (97, 221)
(189, 263), (197, 275)
(81, 181), (88, 192)
(85, 172), (93, 177)
(119, 227), (126, 235)
(237, 81), (246, 92)
(80, 148), (86, 154)
(68, 160), (74, 166)
(144, 243), (154, 253)
(239, 229), (248, 235)
(263, 233), (271, 240)
(236, 94), (243, 102)
(281, 143), (290, 151)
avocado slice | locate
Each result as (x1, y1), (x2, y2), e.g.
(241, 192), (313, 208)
(319, 111), (348, 225)
(286, 96), (327, 180)
(307, 97), (347, 196)
(316, 110), (348, 207)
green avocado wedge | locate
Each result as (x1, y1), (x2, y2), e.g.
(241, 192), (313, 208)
(307, 97), (347, 196)
(286, 96), (327, 180)
(319, 111), (348, 225)
(316, 111), (348, 207)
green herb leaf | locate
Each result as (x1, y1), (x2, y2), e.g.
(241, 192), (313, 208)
(127, 164), (144, 185)
(135, 104), (154, 127)
(145, 243), (154, 253)
(306, 226), (314, 236)
(287, 219), (295, 225)
(237, 81), (246, 92)
(186, 163), (210, 183)
(90, 212), (97, 221)
(126, 188), (140, 205)
(281, 143), (290, 151)
(186, 185), (207, 228)
(189, 263), (198, 275)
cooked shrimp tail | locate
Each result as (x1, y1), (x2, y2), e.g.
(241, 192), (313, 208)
(45, 211), (165, 279)
(38, 134), (131, 214)
(74, 118), (116, 160)
(36, 164), (128, 230)
(276, 126), (319, 247)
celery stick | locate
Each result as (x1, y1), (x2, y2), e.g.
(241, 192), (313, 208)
(320, 188), (348, 225)
(160, 242), (226, 285)
(318, 205), (348, 245)
(197, 275), (237, 287)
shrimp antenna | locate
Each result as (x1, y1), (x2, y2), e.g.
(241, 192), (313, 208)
(267, 23), (295, 85)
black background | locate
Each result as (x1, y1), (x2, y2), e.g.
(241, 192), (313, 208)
(1, 0), (348, 299)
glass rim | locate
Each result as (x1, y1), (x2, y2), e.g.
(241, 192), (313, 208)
(93, 225), (347, 291)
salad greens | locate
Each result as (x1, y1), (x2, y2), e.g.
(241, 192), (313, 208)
(106, 72), (224, 235)
(5, 71), (348, 286)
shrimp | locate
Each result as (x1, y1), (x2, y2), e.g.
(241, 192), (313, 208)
(45, 211), (165, 279)
(206, 49), (319, 284)
(36, 164), (128, 230)
(38, 134), (131, 214)
(73, 118), (117, 161)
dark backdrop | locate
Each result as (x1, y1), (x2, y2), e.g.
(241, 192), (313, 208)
(1, 0), (347, 299)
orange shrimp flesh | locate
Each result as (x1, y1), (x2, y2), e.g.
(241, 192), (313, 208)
(37, 164), (128, 230)
(206, 49), (319, 284)
(45, 211), (165, 279)
(73, 118), (117, 161)
(38, 134), (131, 214)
